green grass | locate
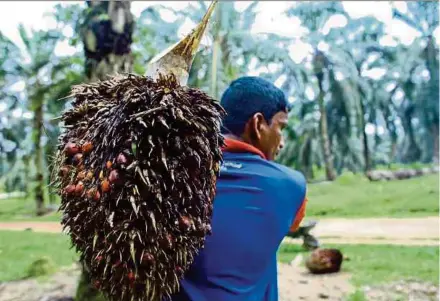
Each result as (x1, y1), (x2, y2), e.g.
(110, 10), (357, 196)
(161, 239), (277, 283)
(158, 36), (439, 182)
(306, 173), (439, 218)
(0, 197), (62, 222)
(0, 229), (438, 295)
(0, 230), (78, 281)
(346, 290), (367, 301)
(1, 173), (438, 222)
(277, 243), (439, 286)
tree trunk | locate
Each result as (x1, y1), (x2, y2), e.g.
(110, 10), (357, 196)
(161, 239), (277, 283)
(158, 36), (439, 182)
(32, 96), (45, 216)
(303, 138), (314, 180)
(22, 154), (32, 199)
(210, 8), (221, 99)
(389, 139), (398, 167)
(359, 99), (371, 173)
(317, 76), (336, 181)
(432, 123), (439, 164)
(402, 112), (421, 163)
(210, 38), (220, 99)
(425, 36), (439, 163)
(83, 0), (134, 82)
(76, 1), (134, 300)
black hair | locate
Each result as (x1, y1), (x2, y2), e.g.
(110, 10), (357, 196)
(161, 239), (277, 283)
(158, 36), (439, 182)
(220, 76), (289, 136)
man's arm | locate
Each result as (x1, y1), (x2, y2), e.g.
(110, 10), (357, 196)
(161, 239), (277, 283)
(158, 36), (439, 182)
(278, 166), (308, 235)
(288, 197), (308, 233)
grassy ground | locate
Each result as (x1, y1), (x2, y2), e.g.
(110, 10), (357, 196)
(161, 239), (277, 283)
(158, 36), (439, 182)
(0, 197), (61, 222)
(278, 243), (439, 286)
(1, 228), (437, 287)
(306, 173), (439, 218)
(1, 174), (438, 222)
(0, 230), (77, 281)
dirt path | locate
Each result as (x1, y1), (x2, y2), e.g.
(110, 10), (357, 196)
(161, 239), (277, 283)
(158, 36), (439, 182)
(1, 263), (437, 301)
(278, 261), (354, 301)
(0, 218), (437, 300)
(0, 262), (354, 301)
(1, 217), (438, 245)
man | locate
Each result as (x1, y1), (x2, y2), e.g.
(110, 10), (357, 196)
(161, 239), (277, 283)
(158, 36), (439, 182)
(172, 76), (307, 301)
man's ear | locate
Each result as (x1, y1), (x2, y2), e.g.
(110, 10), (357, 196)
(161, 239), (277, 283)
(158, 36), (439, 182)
(249, 112), (267, 141)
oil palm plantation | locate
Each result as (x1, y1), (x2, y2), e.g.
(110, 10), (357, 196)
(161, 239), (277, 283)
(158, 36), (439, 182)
(0, 23), (83, 213)
(284, 2), (358, 180)
(392, 2), (439, 163)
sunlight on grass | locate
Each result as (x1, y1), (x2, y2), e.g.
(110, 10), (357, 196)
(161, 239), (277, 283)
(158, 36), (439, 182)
(306, 174), (439, 218)
(1, 174), (438, 222)
(0, 230), (78, 281)
(277, 243), (439, 286)
(0, 197), (62, 222)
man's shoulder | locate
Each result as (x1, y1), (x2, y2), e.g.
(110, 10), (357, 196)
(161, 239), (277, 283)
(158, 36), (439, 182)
(220, 152), (306, 191)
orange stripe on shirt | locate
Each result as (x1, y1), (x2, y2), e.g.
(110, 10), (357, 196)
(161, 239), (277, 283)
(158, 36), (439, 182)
(289, 197), (308, 232)
(221, 138), (267, 159)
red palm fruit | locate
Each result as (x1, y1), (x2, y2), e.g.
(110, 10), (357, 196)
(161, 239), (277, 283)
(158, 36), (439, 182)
(64, 142), (79, 156)
(85, 171), (94, 181)
(81, 141), (93, 154)
(59, 166), (71, 178)
(116, 153), (128, 165)
(108, 170), (120, 184)
(93, 280), (101, 289)
(106, 161), (112, 169)
(175, 266), (184, 276)
(159, 234), (174, 250)
(77, 171), (87, 180)
(87, 188), (100, 201)
(93, 190), (101, 201)
(75, 182), (84, 195)
(127, 271), (136, 287)
(63, 184), (76, 196)
(141, 253), (155, 266)
(101, 179), (110, 193)
(179, 216), (192, 231)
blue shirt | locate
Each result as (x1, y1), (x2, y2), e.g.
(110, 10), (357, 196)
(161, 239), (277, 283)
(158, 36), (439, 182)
(171, 151), (307, 301)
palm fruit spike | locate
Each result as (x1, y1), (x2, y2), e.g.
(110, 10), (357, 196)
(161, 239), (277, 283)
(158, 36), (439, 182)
(52, 2), (223, 301)
(145, 0), (218, 86)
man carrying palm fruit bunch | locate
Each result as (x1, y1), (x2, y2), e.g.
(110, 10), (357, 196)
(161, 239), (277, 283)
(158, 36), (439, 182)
(171, 76), (308, 301)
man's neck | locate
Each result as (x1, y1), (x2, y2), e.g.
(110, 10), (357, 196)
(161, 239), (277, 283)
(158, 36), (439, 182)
(223, 134), (242, 141)
(222, 135), (267, 160)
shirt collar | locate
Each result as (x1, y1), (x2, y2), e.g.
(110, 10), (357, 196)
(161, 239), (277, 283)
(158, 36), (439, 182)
(221, 138), (267, 160)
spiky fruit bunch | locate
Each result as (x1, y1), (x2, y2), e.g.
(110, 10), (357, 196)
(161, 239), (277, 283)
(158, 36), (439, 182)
(53, 74), (225, 301)
(305, 248), (343, 274)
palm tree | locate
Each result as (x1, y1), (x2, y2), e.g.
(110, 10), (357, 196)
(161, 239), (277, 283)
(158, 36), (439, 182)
(286, 2), (353, 180)
(0, 33), (25, 190)
(391, 2), (439, 163)
(177, 1), (267, 98)
(324, 16), (390, 172)
(0, 24), (81, 214)
(367, 42), (429, 163)
(80, 0), (134, 81)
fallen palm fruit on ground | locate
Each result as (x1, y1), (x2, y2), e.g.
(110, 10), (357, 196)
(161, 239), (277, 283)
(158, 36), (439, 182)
(52, 2), (223, 300)
(305, 248), (344, 274)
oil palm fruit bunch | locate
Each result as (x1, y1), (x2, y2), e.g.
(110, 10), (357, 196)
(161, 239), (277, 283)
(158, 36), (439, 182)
(305, 248), (343, 274)
(52, 2), (224, 300)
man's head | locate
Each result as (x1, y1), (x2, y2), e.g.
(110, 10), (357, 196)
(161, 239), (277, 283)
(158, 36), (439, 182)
(220, 76), (289, 161)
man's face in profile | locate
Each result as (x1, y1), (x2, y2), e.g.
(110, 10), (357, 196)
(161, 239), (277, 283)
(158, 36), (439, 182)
(254, 110), (288, 161)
